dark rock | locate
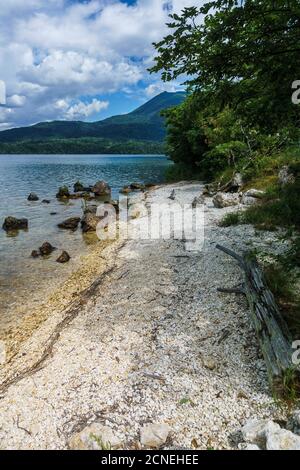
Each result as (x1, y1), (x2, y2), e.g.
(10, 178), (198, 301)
(56, 251), (71, 263)
(130, 182), (145, 191)
(111, 200), (120, 214)
(81, 212), (103, 233)
(120, 186), (132, 195)
(50, 212), (57, 216)
(58, 217), (81, 230)
(169, 189), (176, 200)
(28, 192), (39, 201)
(42, 199), (51, 204)
(39, 241), (55, 256)
(56, 186), (70, 199)
(74, 181), (85, 192)
(2, 216), (28, 232)
(68, 192), (94, 200)
(92, 181), (111, 197)
(84, 204), (98, 215)
(74, 181), (92, 193)
(31, 250), (40, 258)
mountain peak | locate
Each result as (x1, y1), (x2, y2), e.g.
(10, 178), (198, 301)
(0, 91), (186, 145)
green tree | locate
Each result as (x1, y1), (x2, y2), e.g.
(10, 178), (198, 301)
(151, 0), (300, 176)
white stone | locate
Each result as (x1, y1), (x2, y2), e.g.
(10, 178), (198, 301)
(140, 423), (171, 448)
(241, 419), (280, 447)
(244, 444), (261, 450)
(243, 189), (265, 199)
(266, 427), (300, 450)
(241, 196), (258, 206)
(232, 173), (243, 189)
(68, 423), (122, 450)
(293, 410), (300, 427)
(278, 166), (295, 186)
(203, 357), (216, 370)
(212, 192), (239, 208)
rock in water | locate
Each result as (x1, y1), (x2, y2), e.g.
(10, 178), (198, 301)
(266, 427), (300, 450)
(68, 423), (122, 450)
(56, 251), (70, 263)
(81, 212), (103, 232)
(74, 181), (84, 192)
(120, 186), (132, 194)
(58, 217), (81, 230)
(212, 192), (240, 208)
(2, 216), (28, 232)
(130, 182), (145, 191)
(92, 181), (111, 197)
(140, 423), (171, 448)
(27, 192), (39, 201)
(31, 250), (40, 258)
(73, 181), (92, 193)
(42, 199), (50, 204)
(39, 242), (55, 256)
(56, 186), (70, 199)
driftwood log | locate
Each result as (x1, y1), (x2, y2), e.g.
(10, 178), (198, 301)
(216, 244), (298, 393)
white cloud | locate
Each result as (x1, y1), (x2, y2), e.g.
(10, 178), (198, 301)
(145, 82), (181, 98)
(0, 1), (204, 128)
(55, 98), (109, 120)
(7, 95), (27, 107)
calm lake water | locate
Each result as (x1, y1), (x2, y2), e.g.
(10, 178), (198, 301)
(0, 154), (170, 329)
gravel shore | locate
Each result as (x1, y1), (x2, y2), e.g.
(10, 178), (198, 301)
(0, 182), (287, 449)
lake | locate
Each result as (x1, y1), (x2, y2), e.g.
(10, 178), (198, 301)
(0, 154), (170, 333)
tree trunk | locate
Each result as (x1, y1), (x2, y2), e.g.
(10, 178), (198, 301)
(216, 244), (298, 394)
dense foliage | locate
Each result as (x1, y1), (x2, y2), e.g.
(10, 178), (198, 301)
(0, 138), (165, 155)
(150, 0), (300, 178)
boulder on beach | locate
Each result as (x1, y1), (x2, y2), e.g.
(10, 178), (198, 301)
(2, 216), (28, 232)
(120, 186), (131, 195)
(130, 182), (145, 191)
(68, 423), (122, 450)
(212, 192), (240, 208)
(92, 181), (111, 197)
(58, 217), (81, 230)
(56, 186), (70, 199)
(39, 241), (55, 256)
(81, 212), (103, 233)
(56, 251), (71, 263)
(140, 423), (171, 448)
(240, 189), (265, 206)
(28, 193), (39, 201)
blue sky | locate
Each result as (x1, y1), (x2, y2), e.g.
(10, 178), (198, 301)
(0, 0), (199, 130)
